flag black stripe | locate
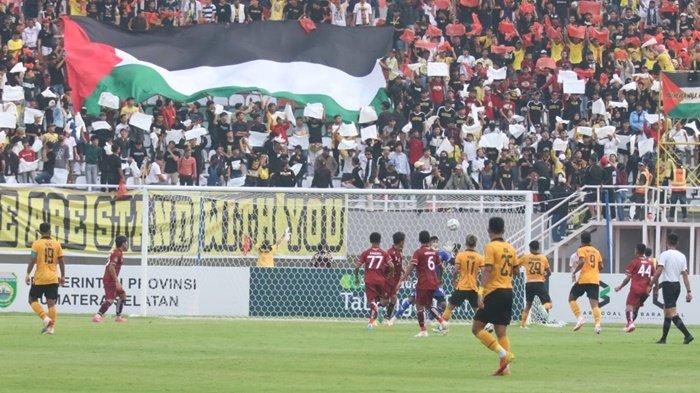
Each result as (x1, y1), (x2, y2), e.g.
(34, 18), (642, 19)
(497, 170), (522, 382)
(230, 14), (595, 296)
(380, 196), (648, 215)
(71, 17), (393, 77)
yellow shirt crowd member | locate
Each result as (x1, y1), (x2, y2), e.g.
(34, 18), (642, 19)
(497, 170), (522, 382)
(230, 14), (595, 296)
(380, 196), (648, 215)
(269, 0), (285, 21)
(589, 43), (604, 66)
(455, 249), (484, 291)
(257, 245), (277, 267)
(518, 253), (550, 283)
(513, 48), (525, 71)
(576, 245), (603, 285)
(31, 236), (64, 285)
(550, 41), (564, 62)
(482, 238), (519, 296)
(568, 42), (584, 64)
(656, 52), (675, 72)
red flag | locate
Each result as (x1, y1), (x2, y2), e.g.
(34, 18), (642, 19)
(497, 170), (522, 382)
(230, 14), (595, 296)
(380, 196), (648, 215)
(575, 68), (595, 79)
(299, 17), (316, 33)
(116, 181), (128, 200)
(460, 0), (479, 6)
(242, 235), (252, 256)
(522, 33), (533, 47)
(536, 57), (557, 70)
(532, 22), (544, 40)
(401, 63), (413, 78)
(435, 0), (450, 10)
(400, 29), (415, 43)
(519, 1), (535, 15)
(498, 20), (518, 39)
(626, 36), (641, 47)
(578, 1), (602, 16)
(491, 45), (516, 54)
(567, 25), (586, 40)
(414, 40), (438, 50)
(588, 27), (609, 44)
(599, 73), (609, 86)
(438, 41), (453, 52)
(426, 24), (443, 38)
(546, 26), (562, 41)
(446, 23), (466, 37)
(660, 1), (678, 14)
(613, 49), (628, 60)
(467, 14), (483, 36)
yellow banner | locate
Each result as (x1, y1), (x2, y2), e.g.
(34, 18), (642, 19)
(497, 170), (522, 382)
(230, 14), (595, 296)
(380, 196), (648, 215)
(0, 188), (346, 256)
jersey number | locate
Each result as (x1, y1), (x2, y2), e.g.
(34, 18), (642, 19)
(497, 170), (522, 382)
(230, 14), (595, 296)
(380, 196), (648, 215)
(367, 256), (383, 269)
(500, 255), (513, 277)
(589, 255), (602, 270)
(637, 264), (652, 278)
(529, 261), (541, 275)
(44, 248), (54, 264)
(427, 256), (436, 271)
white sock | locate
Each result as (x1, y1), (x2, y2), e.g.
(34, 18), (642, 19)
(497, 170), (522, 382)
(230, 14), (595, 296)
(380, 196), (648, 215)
(43, 316), (51, 324)
(498, 348), (507, 358)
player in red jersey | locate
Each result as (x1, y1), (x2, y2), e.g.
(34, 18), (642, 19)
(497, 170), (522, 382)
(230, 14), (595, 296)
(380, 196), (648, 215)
(400, 230), (447, 337)
(385, 232), (405, 326)
(354, 232), (392, 329)
(615, 243), (655, 333)
(92, 236), (128, 323)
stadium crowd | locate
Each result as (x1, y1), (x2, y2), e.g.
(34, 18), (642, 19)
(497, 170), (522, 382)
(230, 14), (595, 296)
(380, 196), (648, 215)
(0, 0), (698, 220)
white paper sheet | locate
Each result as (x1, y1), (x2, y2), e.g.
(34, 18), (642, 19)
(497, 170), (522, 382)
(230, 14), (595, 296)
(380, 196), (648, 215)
(322, 137), (333, 149)
(563, 80), (586, 94)
(184, 126), (208, 140)
(609, 100), (628, 109)
(98, 92), (120, 109)
(595, 126), (616, 139)
(508, 124), (526, 139)
(401, 122), (413, 133)
(40, 88), (57, 98)
(360, 125), (378, 141)
(290, 163), (303, 176)
(555, 116), (570, 124)
(552, 139), (567, 152)
(557, 70), (579, 83)
(621, 82), (637, 91)
(0, 112), (17, 128)
(577, 126), (593, 137)
(2, 85), (24, 102)
(338, 139), (358, 150)
(435, 138), (453, 155)
(165, 129), (183, 145)
(9, 63), (26, 73)
(248, 131), (269, 147)
(288, 135), (310, 150)
(339, 122), (358, 137)
(31, 138), (43, 152)
(19, 159), (39, 173)
(486, 66), (507, 81)
(91, 121), (111, 131)
(358, 106), (378, 123)
(638, 138), (654, 156)
(591, 98), (606, 115)
(303, 103), (324, 119)
(427, 62), (449, 77)
(129, 112), (153, 130)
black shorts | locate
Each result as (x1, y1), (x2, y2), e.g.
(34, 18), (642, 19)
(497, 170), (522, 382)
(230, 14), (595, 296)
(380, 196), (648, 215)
(29, 284), (59, 301)
(570, 283), (599, 300)
(474, 288), (513, 326)
(526, 282), (551, 304)
(449, 290), (478, 309)
(661, 281), (681, 309)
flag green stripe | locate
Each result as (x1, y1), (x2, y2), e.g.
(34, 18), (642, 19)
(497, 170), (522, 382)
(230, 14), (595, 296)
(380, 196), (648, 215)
(668, 103), (700, 119)
(83, 64), (388, 122)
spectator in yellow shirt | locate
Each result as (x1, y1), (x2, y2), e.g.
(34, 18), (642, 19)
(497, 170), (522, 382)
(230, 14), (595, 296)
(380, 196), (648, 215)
(256, 231), (288, 267)
(8, 32), (23, 55)
(654, 46), (675, 72)
(120, 97), (140, 118)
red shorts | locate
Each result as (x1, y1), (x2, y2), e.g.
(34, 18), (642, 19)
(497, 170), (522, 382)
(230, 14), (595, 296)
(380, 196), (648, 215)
(104, 282), (125, 300)
(365, 282), (385, 303)
(626, 290), (649, 308)
(415, 289), (435, 307)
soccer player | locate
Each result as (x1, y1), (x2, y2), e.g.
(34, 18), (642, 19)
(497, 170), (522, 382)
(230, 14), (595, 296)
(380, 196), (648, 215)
(569, 231), (604, 333)
(93, 235), (129, 323)
(385, 232), (405, 326)
(614, 243), (654, 333)
(472, 217), (518, 376)
(354, 232), (391, 329)
(400, 230), (447, 337)
(651, 232), (694, 344)
(518, 240), (552, 328)
(442, 234), (483, 323)
(25, 223), (65, 335)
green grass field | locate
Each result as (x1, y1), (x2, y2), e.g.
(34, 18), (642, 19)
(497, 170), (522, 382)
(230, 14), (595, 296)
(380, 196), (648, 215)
(1, 314), (698, 392)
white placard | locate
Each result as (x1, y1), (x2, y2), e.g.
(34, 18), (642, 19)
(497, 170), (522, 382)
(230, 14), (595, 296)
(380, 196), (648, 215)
(0, 130), (5, 143)
(591, 98), (606, 115)
(184, 126), (208, 141)
(339, 122), (358, 137)
(3, 85), (24, 102)
(461, 123), (481, 136)
(577, 126), (593, 137)
(129, 112), (153, 130)
(91, 121), (111, 131)
(290, 163), (303, 176)
(552, 139), (567, 152)
(22, 108), (43, 125)
(358, 106), (378, 123)
(10, 62), (26, 73)
(508, 124), (526, 139)
(165, 129), (183, 145)
(19, 159), (39, 173)
(31, 138), (43, 152)
(555, 116), (570, 124)
(557, 70), (578, 83)
(427, 62), (449, 77)
(651, 80), (660, 92)
(98, 92), (120, 109)
(621, 82), (637, 91)
(360, 125), (378, 141)
(41, 88), (57, 98)
(645, 113), (661, 124)
(0, 112), (17, 128)
(616, 134), (631, 149)
(248, 131), (269, 147)
(424, 115), (438, 131)
(638, 137), (654, 156)
(609, 100), (628, 109)
(611, 74), (623, 85)
(407, 63), (422, 72)
(486, 66), (507, 81)
(338, 139), (358, 150)
(595, 126), (616, 139)
(401, 122), (413, 133)
(283, 104), (295, 122)
(435, 138), (454, 155)
(288, 134), (310, 150)
(478, 132), (507, 150)
(303, 103), (324, 119)
(322, 137), (333, 149)
(563, 79), (585, 94)
(642, 37), (657, 48)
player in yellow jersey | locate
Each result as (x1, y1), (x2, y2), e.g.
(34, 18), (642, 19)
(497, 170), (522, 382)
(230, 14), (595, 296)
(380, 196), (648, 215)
(518, 240), (552, 328)
(472, 217), (519, 376)
(570, 231), (604, 334)
(442, 235), (483, 323)
(25, 223), (65, 335)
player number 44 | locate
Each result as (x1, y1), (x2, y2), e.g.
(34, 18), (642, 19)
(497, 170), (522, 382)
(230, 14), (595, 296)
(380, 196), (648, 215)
(637, 264), (652, 278)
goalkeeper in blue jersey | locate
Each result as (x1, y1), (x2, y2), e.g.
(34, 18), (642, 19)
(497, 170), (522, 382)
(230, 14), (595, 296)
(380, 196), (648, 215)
(389, 236), (454, 325)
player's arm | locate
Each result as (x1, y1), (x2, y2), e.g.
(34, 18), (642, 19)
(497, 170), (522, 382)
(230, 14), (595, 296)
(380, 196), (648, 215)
(571, 259), (584, 283)
(477, 264), (492, 309)
(451, 258), (460, 287)
(353, 258), (363, 286)
(400, 262), (416, 284)
(275, 228), (290, 246)
(25, 250), (37, 285)
(58, 256), (66, 286)
(651, 264), (664, 295)
(682, 270), (692, 303)
(615, 275), (631, 292)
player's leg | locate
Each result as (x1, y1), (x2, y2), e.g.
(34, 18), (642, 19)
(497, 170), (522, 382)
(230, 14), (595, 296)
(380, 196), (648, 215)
(28, 285), (51, 329)
(95, 283), (117, 322)
(493, 324), (514, 376)
(588, 294), (602, 334)
(366, 285), (379, 328)
(569, 285), (585, 331)
(394, 293), (415, 319)
(42, 284), (59, 334)
(660, 283), (692, 343)
(414, 290), (432, 336)
(520, 301), (532, 328)
(115, 288), (127, 322)
(443, 291), (465, 321)
(623, 303), (635, 332)
(471, 320), (506, 358)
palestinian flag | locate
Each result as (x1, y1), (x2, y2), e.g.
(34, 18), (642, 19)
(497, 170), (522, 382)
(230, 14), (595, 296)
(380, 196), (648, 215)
(661, 72), (700, 118)
(62, 16), (393, 120)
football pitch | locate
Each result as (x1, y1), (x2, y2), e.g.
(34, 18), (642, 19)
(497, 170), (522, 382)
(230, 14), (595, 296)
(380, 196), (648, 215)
(1, 314), (698, 393)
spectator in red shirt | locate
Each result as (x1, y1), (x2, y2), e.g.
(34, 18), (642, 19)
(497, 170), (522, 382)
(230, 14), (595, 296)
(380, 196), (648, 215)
(273, 118), (290, 144)
(177, 148), (197, 186)
(161, 99), (176, 129)
(408, 131), (424, 167)
(429, 77), (445, 105)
